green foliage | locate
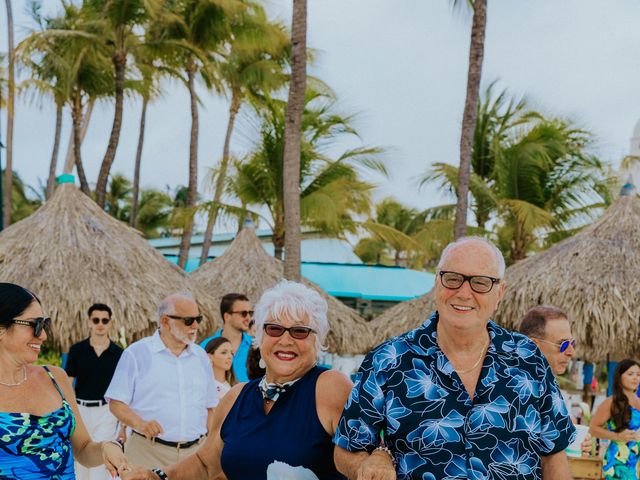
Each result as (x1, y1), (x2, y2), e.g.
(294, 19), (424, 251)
(228, 87), (385, 253)
(419, 84), (608, 264)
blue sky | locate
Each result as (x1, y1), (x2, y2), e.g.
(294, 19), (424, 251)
(1, 0), (639, 226)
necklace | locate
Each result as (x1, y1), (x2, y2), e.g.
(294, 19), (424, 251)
(0, 366), (27, 387)
(454, 338), (489, 375)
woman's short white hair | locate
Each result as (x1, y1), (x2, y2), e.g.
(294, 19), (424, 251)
(253, 280), (329, 352)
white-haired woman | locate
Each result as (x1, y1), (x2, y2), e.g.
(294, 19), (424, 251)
(123, 280), (353, 480)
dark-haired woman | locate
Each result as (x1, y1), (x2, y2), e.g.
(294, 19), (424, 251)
(590, 359), (640, 480)
(205, 337), (236, 399)
(0, 283), (129, 479)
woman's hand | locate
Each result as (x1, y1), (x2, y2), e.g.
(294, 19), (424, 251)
(581, 432), (594, 456)
(357, 450), (396, 480)
(121, 467), (159, 480)
(101, 441), (129, 477)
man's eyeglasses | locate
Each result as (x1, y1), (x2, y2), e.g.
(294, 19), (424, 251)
(91, 317), (111, 325)
(263, 323), (316, 340)
(166, 314), (203, 326)
(533, 337), (576, 353)
(230, 310), (254, 318)
(439, 271), (501, 294)
(11, 317), (51, 337)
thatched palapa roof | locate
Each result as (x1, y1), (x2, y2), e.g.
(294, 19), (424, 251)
(0, 183), (218, 351)
(494, 194), (640, 361)
(368, 291), (435, 348)
(370, 194), (640, 361)
(190, 226), (374, 354)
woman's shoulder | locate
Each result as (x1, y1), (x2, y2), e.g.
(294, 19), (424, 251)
(316, 369), (353, 404)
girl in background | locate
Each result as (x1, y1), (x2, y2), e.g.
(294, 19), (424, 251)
(590, 359), (640, 479)
(205, 337), (236, 399)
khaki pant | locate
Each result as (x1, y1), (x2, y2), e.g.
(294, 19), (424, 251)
(124, 432), (205, 469)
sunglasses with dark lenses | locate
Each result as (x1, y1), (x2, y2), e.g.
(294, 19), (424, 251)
(230, 310), (254, 318)
(263, 323), (317, 340)
(167, 314), (203, 326)
(534, 337), (576, 353)
(439, 271), (501, 294)
(91, 317), (111, 325)
(11, 317), (52, 337)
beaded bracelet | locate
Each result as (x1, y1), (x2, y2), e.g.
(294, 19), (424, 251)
(103, 440), (124, 452)
(373, 445), (397, 467)
(152, 468), (169, 480)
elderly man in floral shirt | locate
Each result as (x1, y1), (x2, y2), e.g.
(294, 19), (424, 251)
(334, 237), (575, 480)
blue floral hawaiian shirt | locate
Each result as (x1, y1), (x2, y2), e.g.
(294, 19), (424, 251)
(334, 311), (576, 480)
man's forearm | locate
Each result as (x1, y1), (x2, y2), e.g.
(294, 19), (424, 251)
(541, 450), (572, 479)
(334, 446), (370, 480)
(109, 399), (144, 431)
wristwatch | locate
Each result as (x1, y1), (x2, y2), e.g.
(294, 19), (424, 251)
(151, 468), (168, 480)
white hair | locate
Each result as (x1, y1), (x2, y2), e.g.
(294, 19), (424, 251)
(253, 280), (329, 352)
(156, 292), (196, 328)
(437, 236), (506, 277)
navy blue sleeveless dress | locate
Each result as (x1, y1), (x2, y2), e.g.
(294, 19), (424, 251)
(220, 365), (345, 479)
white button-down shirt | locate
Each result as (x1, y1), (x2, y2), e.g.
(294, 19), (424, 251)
(105, 330), (218, 442)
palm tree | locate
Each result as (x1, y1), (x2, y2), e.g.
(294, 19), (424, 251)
(149, 0), (242, 269)
(3, 0), (15, 226)
(422, 90), (607, 263)
(19, 3), (70, 199)
(452, 0), (488, 240)
(229, 88), (385, 260)
(104, 173), (132, 221)
(90, 0), (160, 208)
(130, 51), (163, 228)
(20, 2), (113, 195)
(135, 188), (174, 237)
(199, 3), (289, 265)
(282, 0), (308, 281)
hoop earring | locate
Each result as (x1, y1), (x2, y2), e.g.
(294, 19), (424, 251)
(259, 358), (266, 369)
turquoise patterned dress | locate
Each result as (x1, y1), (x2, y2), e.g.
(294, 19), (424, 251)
(603, 407), (640, 479)
(0, 366), (76, 479)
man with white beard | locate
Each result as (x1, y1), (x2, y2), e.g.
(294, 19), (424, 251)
(105, 293), (218, 469)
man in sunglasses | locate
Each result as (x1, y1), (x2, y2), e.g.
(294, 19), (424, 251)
(199, 293), (253, 382)
(520, 305), (593, 455)
(335, 237), (576, 480)
(65, 303), (123, 480)
(106, 293), (217, 469)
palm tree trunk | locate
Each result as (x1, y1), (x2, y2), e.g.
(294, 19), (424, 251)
(130, 96), (148, 228)
(453, 0), (487, 240)
(282, 0), (308, 281)
(199, 90), (242, 266)
(273, 224), (285, 261)
(71, 95), (91, 195)
(63, 99), (94, 174)
(95, 50), (126, 208)
(46, 103), (63, 199)
(177, 63), (199, 269)
(3, 0), (15, 227)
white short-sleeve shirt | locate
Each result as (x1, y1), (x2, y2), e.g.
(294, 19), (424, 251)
(105, 330), (218, 442)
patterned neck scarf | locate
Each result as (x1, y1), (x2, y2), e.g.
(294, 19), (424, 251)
(258, 377), (300, 403)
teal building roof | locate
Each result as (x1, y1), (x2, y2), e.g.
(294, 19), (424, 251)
(165, 256), (433, 302)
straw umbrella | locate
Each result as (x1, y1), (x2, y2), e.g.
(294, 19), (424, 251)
(368, 290), (435, 348)
(190, 225), (374, 354)
(494, 193), (640, 361)
(0, 183), (218, 351)
(370, 193), (640, 361)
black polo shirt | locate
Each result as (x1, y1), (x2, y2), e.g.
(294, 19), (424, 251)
(65, 338), (123, 401)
